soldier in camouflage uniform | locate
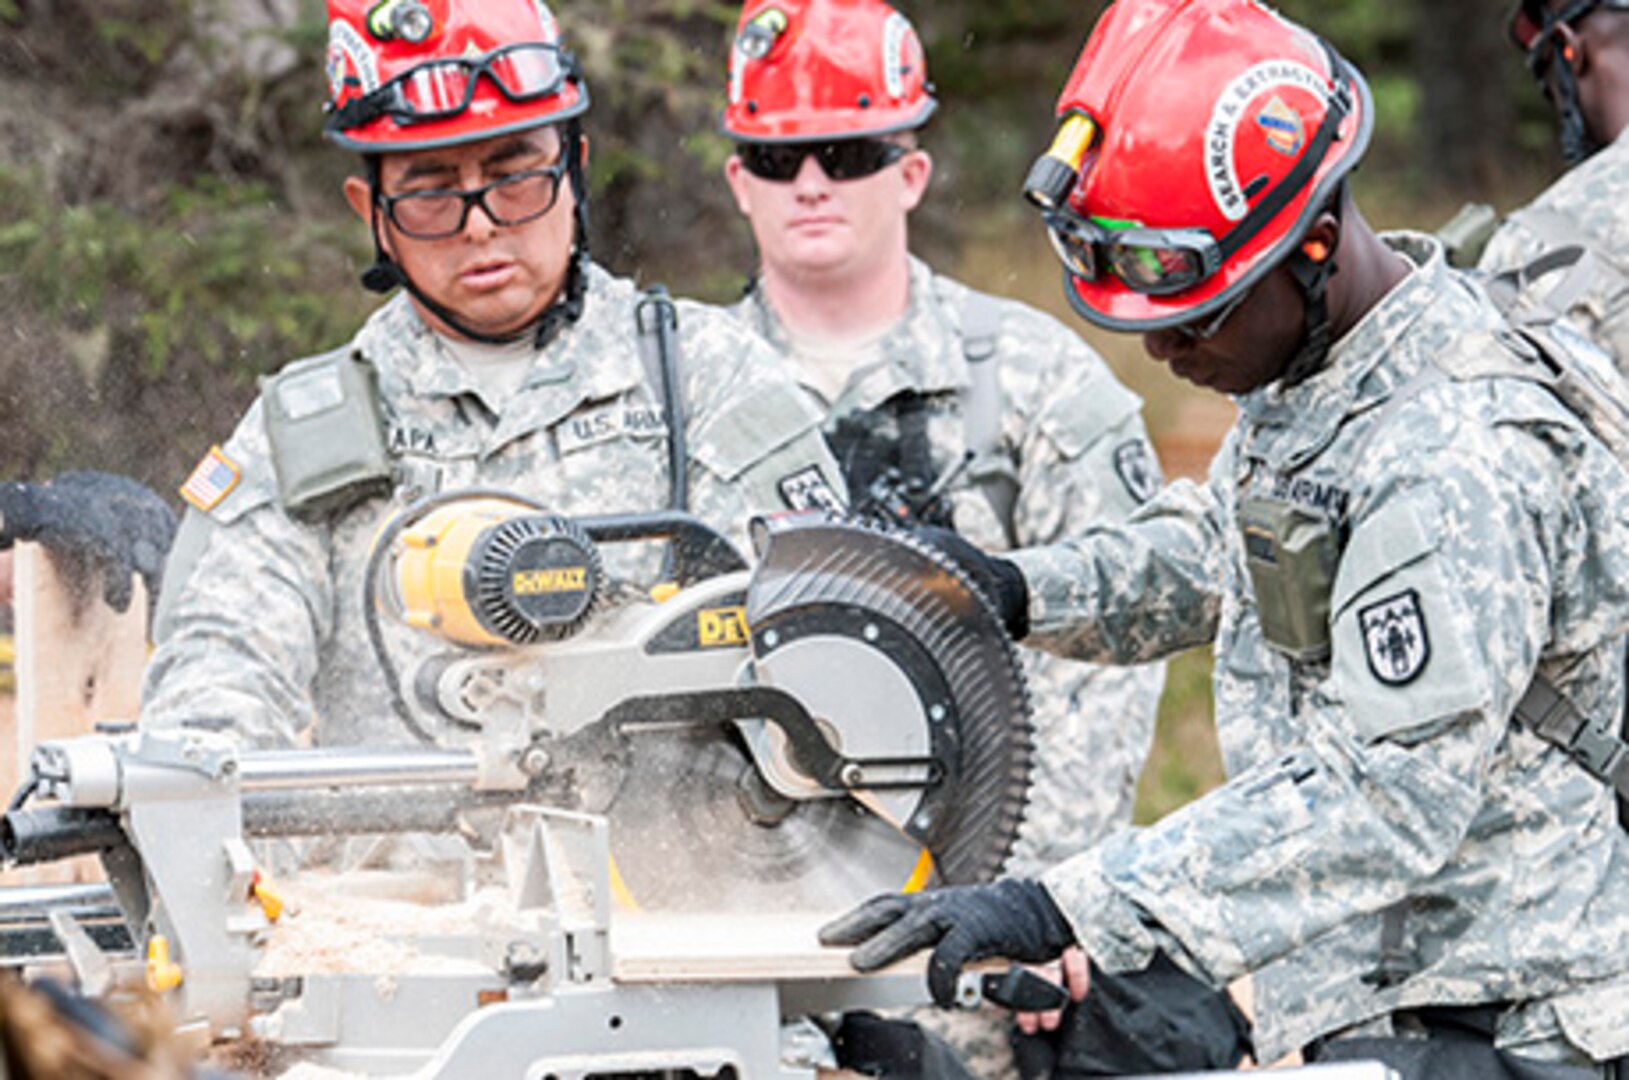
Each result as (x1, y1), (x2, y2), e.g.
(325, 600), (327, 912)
(1478, 0), (1629, 365)
(718, 2), (1173, 1075)
(821, 2), (1629, 1077)
(142, 0), (843, 752)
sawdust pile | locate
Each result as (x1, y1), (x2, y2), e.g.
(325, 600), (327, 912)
(253, 871), (505, 978)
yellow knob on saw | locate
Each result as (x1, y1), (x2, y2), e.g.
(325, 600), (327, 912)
(146, 935), (183, 993)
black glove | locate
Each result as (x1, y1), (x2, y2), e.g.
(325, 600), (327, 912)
(819, 879), (1077, 1007)
(1011, 952), (1253, 1078)
(0, 471), (179, 613)
(831, 1011), (978, 1080)
(913, 525), (1030, 639)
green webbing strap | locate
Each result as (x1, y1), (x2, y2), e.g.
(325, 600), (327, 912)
(960, 290), (1018, 547)
(1515, 675), (1629, 800)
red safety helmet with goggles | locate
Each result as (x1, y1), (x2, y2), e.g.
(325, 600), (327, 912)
(323, 0), (589, 153)
(721, 0), (937, 143)
(322, 0), (594, 346)
(1027, 0), (1372, 334)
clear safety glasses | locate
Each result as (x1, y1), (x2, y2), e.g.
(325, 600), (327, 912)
(378, 161), (568, 239)
(1044, 211), (1224, 297)
(737, 139), (909, 182)
(330, 43), (574, 131)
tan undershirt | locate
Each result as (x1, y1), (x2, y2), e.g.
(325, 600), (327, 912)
(781, 322), (892, 403)
(440, 335), (539, 407)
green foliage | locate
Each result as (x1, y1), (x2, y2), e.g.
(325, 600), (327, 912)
(0, 168), (369, 380)
(1135, 648), (1226, 824)
(97, 17), (182, 66)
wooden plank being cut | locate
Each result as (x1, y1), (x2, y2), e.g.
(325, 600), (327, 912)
(611, 911), (924, 984)
(4, 541), (147, 884)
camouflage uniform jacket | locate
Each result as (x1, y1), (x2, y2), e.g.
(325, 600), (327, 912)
(1479, 126), (1629, 367)
(732, 256), (1166, 875)
(1012, 234), (1629, 1063)
(143, 264), (842, 750)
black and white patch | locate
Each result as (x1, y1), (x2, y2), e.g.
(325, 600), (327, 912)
(1114, 440), (1160, 504)
(1359, 589), (1431, 686)
(778, 464), (843, 512)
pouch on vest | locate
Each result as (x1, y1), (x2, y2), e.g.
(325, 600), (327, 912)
(1240, 496), (1341, 663)
(262, 350), (392, 521)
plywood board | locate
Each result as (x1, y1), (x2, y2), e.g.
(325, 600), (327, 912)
(4, 542), (147, 886)
(12, 540), (147, 754)
(611, 911), (924, 984)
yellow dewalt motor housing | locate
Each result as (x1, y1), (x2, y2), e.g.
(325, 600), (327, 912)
(387, 498), (602, 647)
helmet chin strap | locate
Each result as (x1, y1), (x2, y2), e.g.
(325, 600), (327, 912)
(360, 125), (591, 349)
(1549, 57), (1603, 165)
(1278, 185), (1346, 390)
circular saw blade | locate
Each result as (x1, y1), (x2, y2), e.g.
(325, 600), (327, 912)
(746, 515), (1035, 886)
(606, 727), (929, 913)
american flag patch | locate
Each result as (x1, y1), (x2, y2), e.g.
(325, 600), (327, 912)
(180, 445), (242, 512)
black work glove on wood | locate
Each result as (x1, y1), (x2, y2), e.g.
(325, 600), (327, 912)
(819, 879), (1076, 1007)
(0, 472), (179, 613)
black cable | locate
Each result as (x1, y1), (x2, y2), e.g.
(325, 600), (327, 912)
(7, 775), (37, 814)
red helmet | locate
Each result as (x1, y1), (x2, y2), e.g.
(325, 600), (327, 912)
(1035, 0), (1371, 332)
(722, 0), (937, 143)
(323, 0), (589, 153)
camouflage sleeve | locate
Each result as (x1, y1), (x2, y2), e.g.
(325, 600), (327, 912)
(140, 400), (335, 749)
(677, 305), (847, 556)
(1001, 344), (1167, 873)
(1040, 417), (1602, 987)
(1015, 350), (1164, 537)
(1007, 461), (1231, 666)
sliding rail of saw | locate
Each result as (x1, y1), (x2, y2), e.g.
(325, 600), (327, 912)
(0, 734), (933, 1078)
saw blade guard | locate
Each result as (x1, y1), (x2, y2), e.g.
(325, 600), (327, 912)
(745, 513), (1034, 886)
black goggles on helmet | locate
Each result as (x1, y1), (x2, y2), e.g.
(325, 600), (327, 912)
(327, 43), (576, 132)
(1043, 54), (1352, 297)
(736, 139), (909, 182)
(1044, 215), (1223, 296)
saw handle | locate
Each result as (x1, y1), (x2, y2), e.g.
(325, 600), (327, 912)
(578, 511), (747, 585)
(957, 966), (1070, 1013)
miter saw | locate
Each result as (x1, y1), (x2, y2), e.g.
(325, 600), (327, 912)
(0, 500), (1037, 1076)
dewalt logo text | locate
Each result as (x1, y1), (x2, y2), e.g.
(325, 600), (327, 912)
(698, 606), (750, 647)
(512, 567), (589, 595)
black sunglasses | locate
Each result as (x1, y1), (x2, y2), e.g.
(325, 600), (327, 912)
(737, 139), (909, 182)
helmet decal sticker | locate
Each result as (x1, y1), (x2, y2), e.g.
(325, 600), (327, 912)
(328, 19), (380, 98)
(1205, 60), (1327, 221)
(883, 12), (911, 100)
(1257, 95), (1305, 156)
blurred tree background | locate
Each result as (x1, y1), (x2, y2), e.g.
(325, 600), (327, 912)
(0, 0), (1570, 814)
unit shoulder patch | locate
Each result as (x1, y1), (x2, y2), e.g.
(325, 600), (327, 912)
(778, 465), (843, 512)
(179, 445), (242, 512)
(1113, 439), (1161, 504)
(1359, 588), (1431, 686)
